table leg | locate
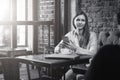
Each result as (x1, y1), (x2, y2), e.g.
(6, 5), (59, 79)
(26, 63), (31, 80)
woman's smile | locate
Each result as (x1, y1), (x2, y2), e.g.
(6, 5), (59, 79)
(74, 15), (86, 30)
(76, 23), (84, 29)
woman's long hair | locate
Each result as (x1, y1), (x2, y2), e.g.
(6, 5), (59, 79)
(73, 11), (90, 48)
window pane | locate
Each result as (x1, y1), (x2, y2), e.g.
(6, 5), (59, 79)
(0, 0), (10, 21)
(17, 0), (25, 21)
(0, 26), (4, 46)
(0, 25), (11, 47)
(27, 25), (33, 50)
(17, 25), (26, 46)
(28, 0), (33, 21)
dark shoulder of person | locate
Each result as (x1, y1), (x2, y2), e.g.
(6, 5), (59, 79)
(84, 44), (120, 80)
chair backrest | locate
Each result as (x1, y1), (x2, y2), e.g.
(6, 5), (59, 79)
(11, 49), (27, 57)
(0, 57), (20, 80)
(98, 31), (120, 48)
(44, 46), (54, 54)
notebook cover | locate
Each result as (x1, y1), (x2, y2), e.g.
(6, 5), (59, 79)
(45, 54), (80, 60)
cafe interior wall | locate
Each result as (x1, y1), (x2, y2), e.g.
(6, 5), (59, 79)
(37, 0), (120, 53)
(76, 0), (119, 33)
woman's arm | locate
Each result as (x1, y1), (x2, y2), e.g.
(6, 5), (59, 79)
(75, 47), (93, 55)
(54, 31), (75, 54)
(74, 32), (98, 56)
(54, 40), (63, 54)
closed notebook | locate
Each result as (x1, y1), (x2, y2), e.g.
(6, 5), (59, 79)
(45, 54), (80, 60)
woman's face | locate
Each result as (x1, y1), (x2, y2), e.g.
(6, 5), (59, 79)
(74, 14), (86, 30)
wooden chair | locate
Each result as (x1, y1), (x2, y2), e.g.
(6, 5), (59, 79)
(11, 49), (27, 57)
(0, 57), (20, 80)
(71, 63), (88, 80)
(43, 46), (54, 54)
(0, 51), (11, 78)
(11, 49), (31, 80)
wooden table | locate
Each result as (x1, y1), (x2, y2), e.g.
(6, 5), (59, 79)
(0, 49), (28, 57)
(1, 54), (91, 80)
(16, 54), (91, 80)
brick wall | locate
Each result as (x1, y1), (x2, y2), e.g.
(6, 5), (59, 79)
(78, 0), (119, 33)
(37, 0), (55, 53)
(38, 0), (55, 21)
(37, 0), (120, 53)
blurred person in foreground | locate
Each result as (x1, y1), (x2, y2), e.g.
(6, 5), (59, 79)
(85, 44), (120, 80)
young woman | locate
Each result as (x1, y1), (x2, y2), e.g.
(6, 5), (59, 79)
(54, 11), (97, 80)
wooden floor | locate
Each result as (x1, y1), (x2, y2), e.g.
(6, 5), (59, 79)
(0, 63), (40, 80)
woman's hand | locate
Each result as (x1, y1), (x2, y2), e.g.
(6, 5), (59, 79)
(74, 45), (93, 55)
(60, 48), (74, 55)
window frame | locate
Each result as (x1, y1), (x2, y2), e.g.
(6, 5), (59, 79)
(0, 0), (56, 55)
(0, 0), (32, 48)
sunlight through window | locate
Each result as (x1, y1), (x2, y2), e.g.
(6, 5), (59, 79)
(0, 0), (33, 48)
(0, 0), (11, 46)
(0, 0), (10, 21)
(17, 26), (26, 46)
(17, 0), (25, 21)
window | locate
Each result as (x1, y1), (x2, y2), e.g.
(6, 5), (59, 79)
(0, 0), (33, 49)
(0, 0), (55, 54)
(0, 0), (11, 47)
(17, 26), (26, 46)
(0, 25), (11, 47)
